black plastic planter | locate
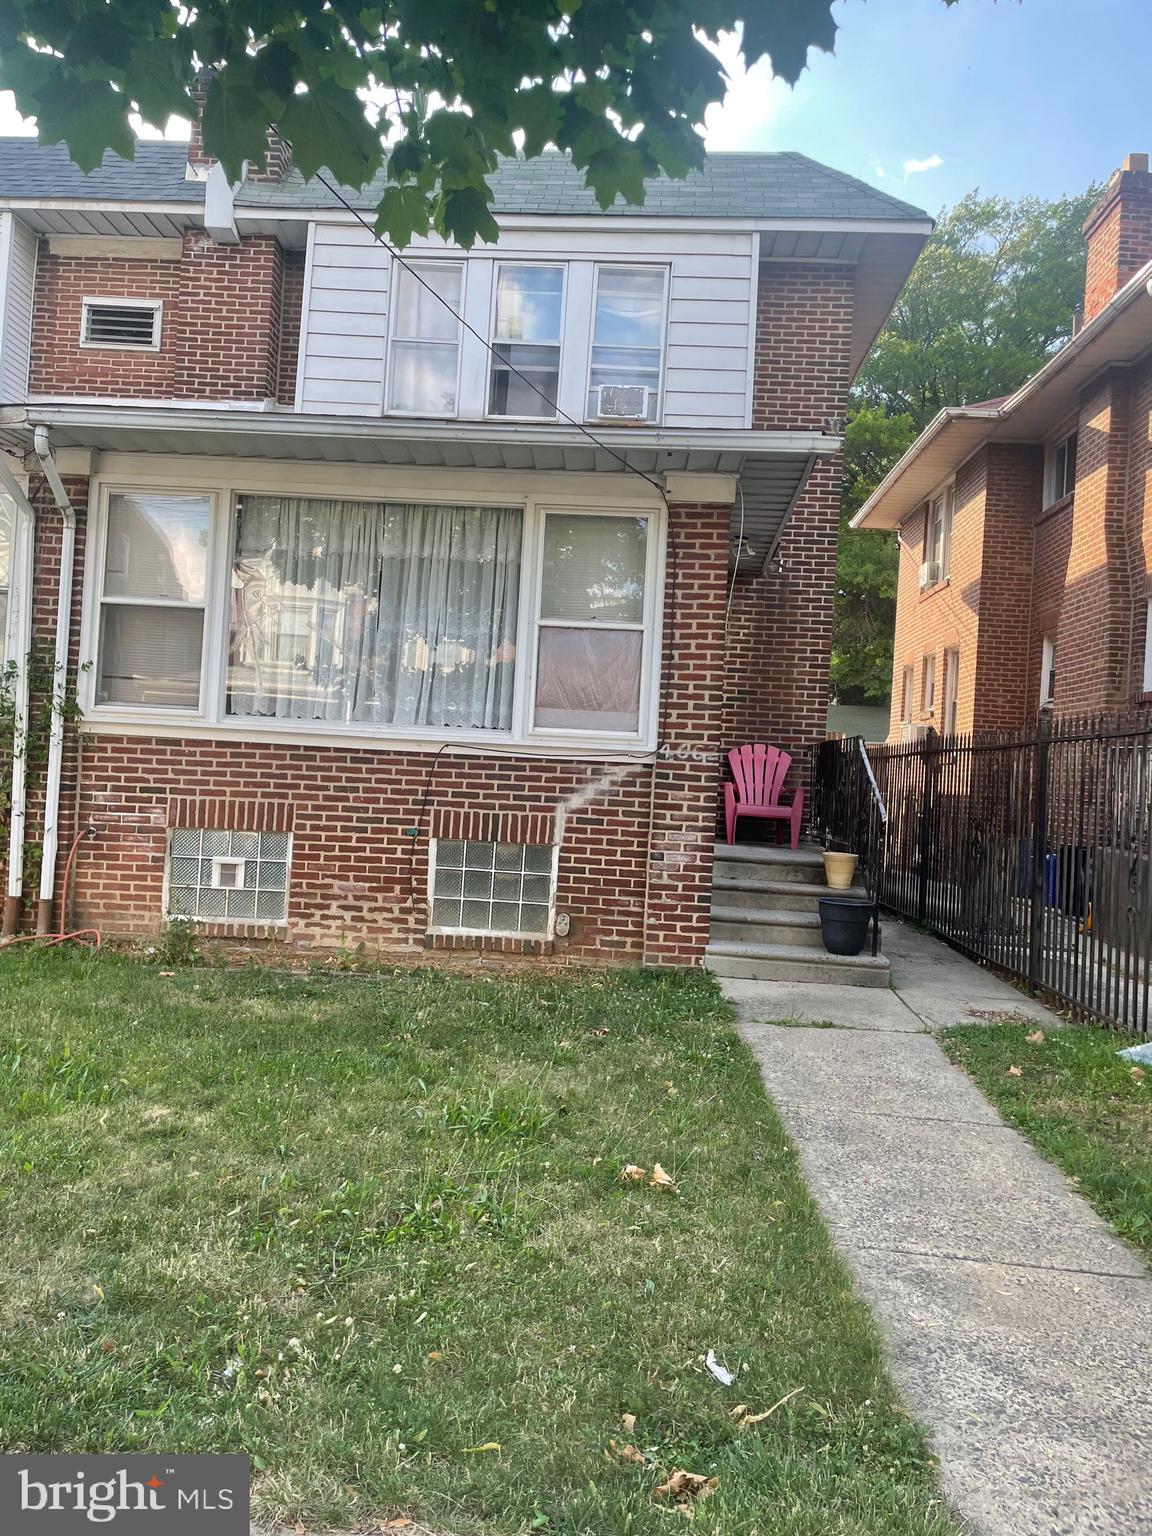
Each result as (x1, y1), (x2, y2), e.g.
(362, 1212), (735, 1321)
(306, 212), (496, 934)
(818, 897), (873, 956)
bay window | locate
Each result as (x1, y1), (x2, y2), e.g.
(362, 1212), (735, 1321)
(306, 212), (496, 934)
(386, 261), (464, 415)
(587, 266), (667, 423)
(228, 497), (522, 729)
(489, 264), (563, 418)
(87, 482), (661, 747)
(95, 492), (209, 708)
(533, 512), (649, 733)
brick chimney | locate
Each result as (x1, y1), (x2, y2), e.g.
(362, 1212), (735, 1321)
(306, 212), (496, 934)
(185, 66), (292, 183)
(1082, 152), (1152, 323)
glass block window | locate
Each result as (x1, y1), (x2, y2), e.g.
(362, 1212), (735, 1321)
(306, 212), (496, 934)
(430, 840), (555, 936)
(167, 828), (290, 923)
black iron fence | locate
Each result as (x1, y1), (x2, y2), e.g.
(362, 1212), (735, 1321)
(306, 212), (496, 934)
(815, 712), (1152, 1034)
(812, 735), (887, 956)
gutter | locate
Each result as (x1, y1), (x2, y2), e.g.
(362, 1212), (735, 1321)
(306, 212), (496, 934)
(0, 459), (35, 936)
(32, 427), (77, 935)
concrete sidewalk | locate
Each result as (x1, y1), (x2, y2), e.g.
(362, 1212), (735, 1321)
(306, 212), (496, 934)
(725, 920), (1152, 1536)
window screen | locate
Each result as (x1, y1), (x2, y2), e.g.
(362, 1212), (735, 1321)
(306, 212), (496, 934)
(430, 840), (554, 936)
(167, 829), (290, 922)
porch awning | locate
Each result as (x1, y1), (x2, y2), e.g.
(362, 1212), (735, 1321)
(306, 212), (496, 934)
(0, 404), (838, 574)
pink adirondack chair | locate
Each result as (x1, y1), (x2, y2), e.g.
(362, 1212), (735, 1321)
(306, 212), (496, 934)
(724, 743), (805, 850)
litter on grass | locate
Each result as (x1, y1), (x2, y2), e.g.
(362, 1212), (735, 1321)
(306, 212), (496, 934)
(705, 1350), (736, 1386)
(1117, 1043), (1152, 1066)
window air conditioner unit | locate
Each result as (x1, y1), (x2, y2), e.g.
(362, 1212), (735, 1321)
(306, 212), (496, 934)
(596, 384), (649, 420)
(918, 560), (940, 589)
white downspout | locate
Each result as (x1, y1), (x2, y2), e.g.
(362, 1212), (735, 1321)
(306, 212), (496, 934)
(0, 458), (35, 936)
(32, 426), (76, 934)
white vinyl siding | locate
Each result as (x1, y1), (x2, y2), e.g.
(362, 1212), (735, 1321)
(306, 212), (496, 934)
(297, 224), (756, 427)
(0, 213), (37, 402)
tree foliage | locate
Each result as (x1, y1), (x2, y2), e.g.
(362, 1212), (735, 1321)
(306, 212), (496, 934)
(833, 185), (1099, 704)
(0, 0), (964, 248)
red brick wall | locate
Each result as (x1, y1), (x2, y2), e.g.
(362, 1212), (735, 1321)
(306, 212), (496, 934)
(277, 249), (306, 405)
(723, 261), (854, 795)
(32, 497), (728, 965)
(29, 232), (292, 402)
(1083, 160), (1152, 324)
(972, 445), (1043, 729)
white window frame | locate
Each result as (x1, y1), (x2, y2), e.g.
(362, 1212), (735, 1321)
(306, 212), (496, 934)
(1044, 430), (1077, 510)
(941, 647), (959, 735)
(1040, 635), (1057, 708)
(921, 653), (936, 716)
(1142, 597), (1152, 696)
(383, 258), (466, 418)
(486, 261), (566, 422)
(924, 481), (954, 582)
(78, 462), (666, 756)
(79, 296), (163, 351)
(585, 263), (670, 425)
(522, 504), (662, 743)
(89, 485), (218, 717)
(899, 663), (914, 726)
(427, 837), (560, 941)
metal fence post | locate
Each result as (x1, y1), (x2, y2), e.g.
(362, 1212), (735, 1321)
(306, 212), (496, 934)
(916, 728), (937, 921)
(1027, 711), (1052, 990)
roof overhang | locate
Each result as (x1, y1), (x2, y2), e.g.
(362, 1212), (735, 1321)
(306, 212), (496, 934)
(854, 259), (1152, 530)
(0, 198), (204, 239)
(0, 403), (839, 575)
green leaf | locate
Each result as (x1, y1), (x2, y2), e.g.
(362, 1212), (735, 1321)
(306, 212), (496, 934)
(123, 41), (193, 130)
(31, 77), (135, 172)
(435, 185), (499, 249)
(582, 140), (649, 210)
(373, 183), (434, 248)
(201, 68), (275, 182)
(741, 0), (839, 83)
(279, 79), (383, 188)
(514, 84), (563, 159)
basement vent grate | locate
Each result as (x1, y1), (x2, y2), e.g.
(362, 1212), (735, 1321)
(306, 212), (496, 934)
(81, 299), (163, 350)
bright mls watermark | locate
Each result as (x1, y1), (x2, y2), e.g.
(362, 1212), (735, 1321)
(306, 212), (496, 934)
(0, 1456), (249, 1532)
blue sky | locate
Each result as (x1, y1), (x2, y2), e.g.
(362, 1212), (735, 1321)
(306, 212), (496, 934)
(703, 0), (1152, 214)
(0, 0), (1146, 217)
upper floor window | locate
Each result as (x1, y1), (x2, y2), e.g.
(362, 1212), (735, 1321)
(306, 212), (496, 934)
(587, 266), (667, 423)
(922, 484), (953, 586)
(1143, 597), (1152, 696)
(941, 647), (959, 735)
(488, 264), (564, 419)
(80, 297), (162, 351)
(921, 653), (936, 715)
(899, 663), (914, 725)
(1040, 635), (1057, 708)
(1044, 431), (1077, 508)
(386, 261), (463, 416)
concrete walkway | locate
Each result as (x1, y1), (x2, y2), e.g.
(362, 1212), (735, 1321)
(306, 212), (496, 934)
(725, 919), (1152, 1536)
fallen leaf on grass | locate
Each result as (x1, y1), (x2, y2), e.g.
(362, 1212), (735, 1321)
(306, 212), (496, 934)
(381, 1520), (414, 1530)
(649, 1163), (677, 1192)
(1131, 1066), (1146, 1082)
(1025, 1029), (1046, 1044)
(728, 1404), (748, 1420)
(735, 1386), (806, 1425)
(1006, 1065), (1023, 1077)
(462, 1442), (501, 1454)
(652, 1469), (718, 1511)
(620, 1164), (648, 1182)
(607, 1439), (648, 1465)
(664, 1080), (677, 1097)
(621, 1412), (637, 1432)
(426, 1350), (443, 1361)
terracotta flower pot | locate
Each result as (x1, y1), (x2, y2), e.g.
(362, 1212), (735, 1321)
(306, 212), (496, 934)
(823, 850), (859, 890)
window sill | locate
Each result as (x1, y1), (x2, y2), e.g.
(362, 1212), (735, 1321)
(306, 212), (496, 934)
(78, 713), (657, 761)
(181, 920), (287, 941)
(1037, 492), (1074, 525)
(917, 578), (951, 602)
(424, 932), (554, 956)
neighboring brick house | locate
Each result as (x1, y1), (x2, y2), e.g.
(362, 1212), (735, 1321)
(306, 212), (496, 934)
(857, 153), (1152, 740)
(0, 131), (928, 963)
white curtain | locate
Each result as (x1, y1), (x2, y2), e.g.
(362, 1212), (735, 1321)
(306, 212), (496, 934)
(228, 497), (521, 729)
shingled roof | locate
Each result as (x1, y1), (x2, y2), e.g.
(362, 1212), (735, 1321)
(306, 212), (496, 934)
(0, 139), (202, 203)
(236, 149), (928, 222)
(0, 137), (928, 226)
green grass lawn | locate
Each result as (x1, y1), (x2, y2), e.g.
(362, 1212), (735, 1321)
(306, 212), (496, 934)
(0, 950), (954, 1536)
(942, 1020), (1152, 1258)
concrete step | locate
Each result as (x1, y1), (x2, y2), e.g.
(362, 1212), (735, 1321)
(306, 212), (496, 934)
(713, 843), (828, 885)
(710, 905), (825, 948)
(712, 875), (868, 912)
(704, 939), (891, 987)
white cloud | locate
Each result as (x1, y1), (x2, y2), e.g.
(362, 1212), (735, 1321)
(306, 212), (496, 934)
(701, 27), (794, 151)
(872, 164), (886, 180)
(903, 154), (943, 176)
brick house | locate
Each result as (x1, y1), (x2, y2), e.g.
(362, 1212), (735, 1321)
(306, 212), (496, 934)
(857, 153), (1152, 740)
(0, 131), (928, 964)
